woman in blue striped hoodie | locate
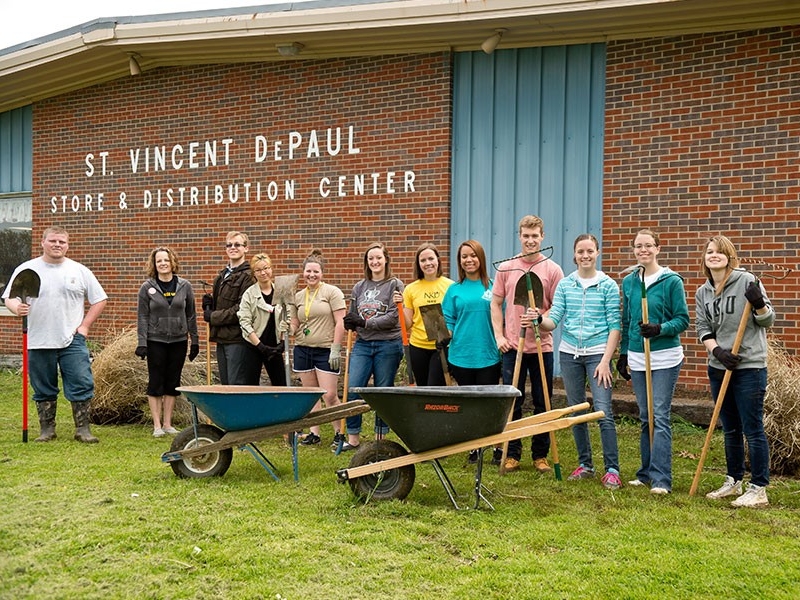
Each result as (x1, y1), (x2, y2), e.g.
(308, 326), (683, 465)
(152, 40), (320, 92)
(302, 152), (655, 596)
(538, 234), (622, 489)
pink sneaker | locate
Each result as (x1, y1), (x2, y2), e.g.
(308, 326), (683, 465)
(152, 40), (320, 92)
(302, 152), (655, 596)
(601, 472), (622, 490)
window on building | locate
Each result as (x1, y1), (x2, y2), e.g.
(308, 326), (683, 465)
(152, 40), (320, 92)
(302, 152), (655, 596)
(0, 193), (32, 298)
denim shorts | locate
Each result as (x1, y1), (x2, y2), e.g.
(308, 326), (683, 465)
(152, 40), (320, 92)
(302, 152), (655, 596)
(292, 345), (336, 374)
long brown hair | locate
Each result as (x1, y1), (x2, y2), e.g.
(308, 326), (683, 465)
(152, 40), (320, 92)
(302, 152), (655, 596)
(412, 242), (443, 280)
(702, 235), (740, 295)
(362, 242), (393, 281)
(455, 240), (489, 287)
(145, 246), (179, 278)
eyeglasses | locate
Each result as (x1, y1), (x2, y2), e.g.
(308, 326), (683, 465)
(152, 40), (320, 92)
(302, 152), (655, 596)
(225, 242), (246, 248)
(254, 267), (272, 273)
(634, 243), (657, 250)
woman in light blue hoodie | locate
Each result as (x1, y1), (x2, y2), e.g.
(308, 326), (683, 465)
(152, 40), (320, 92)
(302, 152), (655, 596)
(538, 234), (622, 489)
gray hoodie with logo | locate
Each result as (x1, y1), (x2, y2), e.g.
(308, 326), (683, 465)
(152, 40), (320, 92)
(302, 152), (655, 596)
(695, 269), (774, 370)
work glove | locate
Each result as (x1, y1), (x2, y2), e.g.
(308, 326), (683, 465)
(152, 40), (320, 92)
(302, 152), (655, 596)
(744, 281), (766, 310)
(277, 316), (290, 333)
(135, 346), (147, 360)
(257, 343), (283, 360)
(616, 354), (631, 381)
(713, 346), (741, 370)
(343, 313), (366, 331)
(329, 343), (342, 372)
(202, 293), (214, 311)
(639, 322), (661, 338)
(189, 344), (199, 362)
(203, 309), (212, 323)
(435, 338), (450, 351)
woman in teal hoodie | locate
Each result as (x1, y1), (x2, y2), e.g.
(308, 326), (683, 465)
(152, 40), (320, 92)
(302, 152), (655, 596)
(538, 234), (622, 489)
(617, 229), (689, 494)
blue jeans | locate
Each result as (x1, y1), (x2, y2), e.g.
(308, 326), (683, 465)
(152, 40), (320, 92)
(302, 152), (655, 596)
(346, 339), (403, 435)
(560, 352), (619, 473)
(28, 333), (94, 402)
(502, 349), (553, 461)
(708, 367), (769, 487)
(630, 361), (682, 491)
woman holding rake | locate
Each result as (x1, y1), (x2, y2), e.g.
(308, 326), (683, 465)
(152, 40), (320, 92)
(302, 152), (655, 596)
(618, 229), (689, 495)
(696, 235), (774, 508)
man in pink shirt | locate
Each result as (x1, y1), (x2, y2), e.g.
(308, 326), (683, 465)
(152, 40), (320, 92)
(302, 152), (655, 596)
(491, 215), (564, 473)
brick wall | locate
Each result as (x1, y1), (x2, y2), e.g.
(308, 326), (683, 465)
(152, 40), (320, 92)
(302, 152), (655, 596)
(0, 54), (453, 360)
(603, 26), (800, 389)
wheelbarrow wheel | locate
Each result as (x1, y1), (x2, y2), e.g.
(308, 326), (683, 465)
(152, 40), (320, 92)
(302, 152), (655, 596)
(348, 440), (415, 502)
(169, 424), (233, 478)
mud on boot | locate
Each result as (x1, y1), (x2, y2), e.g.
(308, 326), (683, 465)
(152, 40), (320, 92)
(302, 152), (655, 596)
(71, 401), (99, 443)
(35, 400), (58, 442)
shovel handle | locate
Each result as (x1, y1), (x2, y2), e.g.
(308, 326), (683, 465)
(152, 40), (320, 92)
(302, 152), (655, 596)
(396, 301), (415, 385)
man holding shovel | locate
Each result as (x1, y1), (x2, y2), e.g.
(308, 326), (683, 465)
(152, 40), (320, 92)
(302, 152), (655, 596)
(3, 226), (107, 443)
(491, 215), (563, 473)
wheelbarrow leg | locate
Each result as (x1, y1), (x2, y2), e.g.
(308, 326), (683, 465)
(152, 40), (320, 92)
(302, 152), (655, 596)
(473, 449), (495, 511)
(239, 443), (280, 482)
(430, 459), (461, 510)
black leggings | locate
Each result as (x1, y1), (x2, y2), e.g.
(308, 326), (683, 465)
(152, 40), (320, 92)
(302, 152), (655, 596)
(408, 344), (447, 386)
(449, 362), (501, 386)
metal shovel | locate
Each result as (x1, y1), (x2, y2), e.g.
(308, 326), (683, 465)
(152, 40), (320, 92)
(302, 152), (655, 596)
(418, 303), (454, 386)
(9, 268), (41, 443)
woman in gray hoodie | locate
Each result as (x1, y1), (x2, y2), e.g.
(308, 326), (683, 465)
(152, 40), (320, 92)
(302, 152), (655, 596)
(696, 235), (775, 508)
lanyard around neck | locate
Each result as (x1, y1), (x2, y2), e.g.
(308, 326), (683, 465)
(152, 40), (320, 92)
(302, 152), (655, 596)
(304, 285), (320, 322)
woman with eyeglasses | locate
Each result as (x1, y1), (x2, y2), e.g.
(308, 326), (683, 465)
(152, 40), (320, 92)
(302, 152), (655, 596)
(289, 249), (346, 447)
(618, 229), (689, 494)
(136, 246), (199, 437)
(203, 231), (255, 384)
(237, 253), (287, 386)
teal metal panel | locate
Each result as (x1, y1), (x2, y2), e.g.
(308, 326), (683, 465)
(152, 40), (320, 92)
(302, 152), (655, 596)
(452, 44), (606, 277)
(0, 105), (33, 193)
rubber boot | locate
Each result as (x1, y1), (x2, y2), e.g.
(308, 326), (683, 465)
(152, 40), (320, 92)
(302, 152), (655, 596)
(71, 401), (99, 443)
(34, 400), (58, 442)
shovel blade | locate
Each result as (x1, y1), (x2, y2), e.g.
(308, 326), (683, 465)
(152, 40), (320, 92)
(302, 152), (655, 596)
(513, 271), (544, 309)
(9, 268), (41, 301)
(419, 303), (450, 342)
(273, 274), (299, 305)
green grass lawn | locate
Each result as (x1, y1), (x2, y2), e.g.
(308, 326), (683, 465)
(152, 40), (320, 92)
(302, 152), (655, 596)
(1, 370), (799, 599)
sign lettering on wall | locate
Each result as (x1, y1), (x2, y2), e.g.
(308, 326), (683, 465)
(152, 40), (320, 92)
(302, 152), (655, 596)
(49, 125), (416, 213)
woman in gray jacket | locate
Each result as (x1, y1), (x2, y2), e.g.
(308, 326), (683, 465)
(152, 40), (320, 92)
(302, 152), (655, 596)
(696, 235), (775, 508)
(136, 247), (199, 437)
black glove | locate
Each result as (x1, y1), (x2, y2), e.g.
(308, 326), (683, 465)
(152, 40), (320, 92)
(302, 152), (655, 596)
(189, 344), (199, 362)
(639, 322), (661, 338)
(135, 346), (147, 360)
(435, 338), (450, 351)
(713, 346), (741, 370)
(744, 281), (766, 310)
(616, 354), (631, 381)
(203, 309), (212, 323)
(257, 343), (283, 360)
(343, 313), (366, 331)
(202, 293), (214, 311)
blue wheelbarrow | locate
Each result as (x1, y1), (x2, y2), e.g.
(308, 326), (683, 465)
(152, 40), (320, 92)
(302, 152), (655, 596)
(336, 385), (604, 509)
(161, 385), (370, 481)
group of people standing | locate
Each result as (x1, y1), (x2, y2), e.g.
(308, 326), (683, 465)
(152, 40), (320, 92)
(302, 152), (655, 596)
(3, 223), (775, 507)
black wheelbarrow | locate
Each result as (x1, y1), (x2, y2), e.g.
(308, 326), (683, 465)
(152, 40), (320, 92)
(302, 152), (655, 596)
(161, 385), (370, 481)
(336, 385), (604, 509)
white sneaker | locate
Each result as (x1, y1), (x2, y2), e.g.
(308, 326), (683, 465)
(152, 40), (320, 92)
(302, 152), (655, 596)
(650, 487), (670, 495)
(705, 476), (743, 499)
(163, 426), (179, 435)
(628, 479), (646, 487)
(153, 428), (165, 437)
(731, 483), (769, 508)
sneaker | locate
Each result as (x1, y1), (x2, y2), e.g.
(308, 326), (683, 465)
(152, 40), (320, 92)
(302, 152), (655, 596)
(705, 476), (743, 499)
(330, 433), (346, 449)
(163, 426), (179, 435)
(601, 472), (622, 490)
(491, 448), (503, 466)
(503, 457), (521, 472)
(628, 479), (646, 487)
(533, 458), (552, 473)
(731, 483), (769, 508)
(467, 450), (480, 464)
(339, 442), (360, 452)
(152, 428), (165, 438)
(650, 487), (670, 495)
(568, 465), (595, 480)
(300, 432), (321, 446)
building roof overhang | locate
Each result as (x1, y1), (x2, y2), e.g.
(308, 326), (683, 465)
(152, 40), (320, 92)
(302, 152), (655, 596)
(1, 0), (799, 113)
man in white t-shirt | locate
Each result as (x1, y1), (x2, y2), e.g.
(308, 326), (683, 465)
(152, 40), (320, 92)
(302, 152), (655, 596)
(3, 227), (107, 443)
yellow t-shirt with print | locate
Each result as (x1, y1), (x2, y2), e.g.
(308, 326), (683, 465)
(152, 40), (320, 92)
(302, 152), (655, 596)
(403, 276), (454, 349)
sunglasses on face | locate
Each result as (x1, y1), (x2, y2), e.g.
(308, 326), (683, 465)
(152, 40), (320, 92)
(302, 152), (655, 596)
(226, 242), (246, 248)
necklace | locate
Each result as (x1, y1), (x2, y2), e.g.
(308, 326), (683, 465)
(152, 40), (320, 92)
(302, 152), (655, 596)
(303, 285), (320, 335)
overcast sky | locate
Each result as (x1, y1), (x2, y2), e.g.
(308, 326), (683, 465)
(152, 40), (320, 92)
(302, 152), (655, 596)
(2, 1), (317, 51)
